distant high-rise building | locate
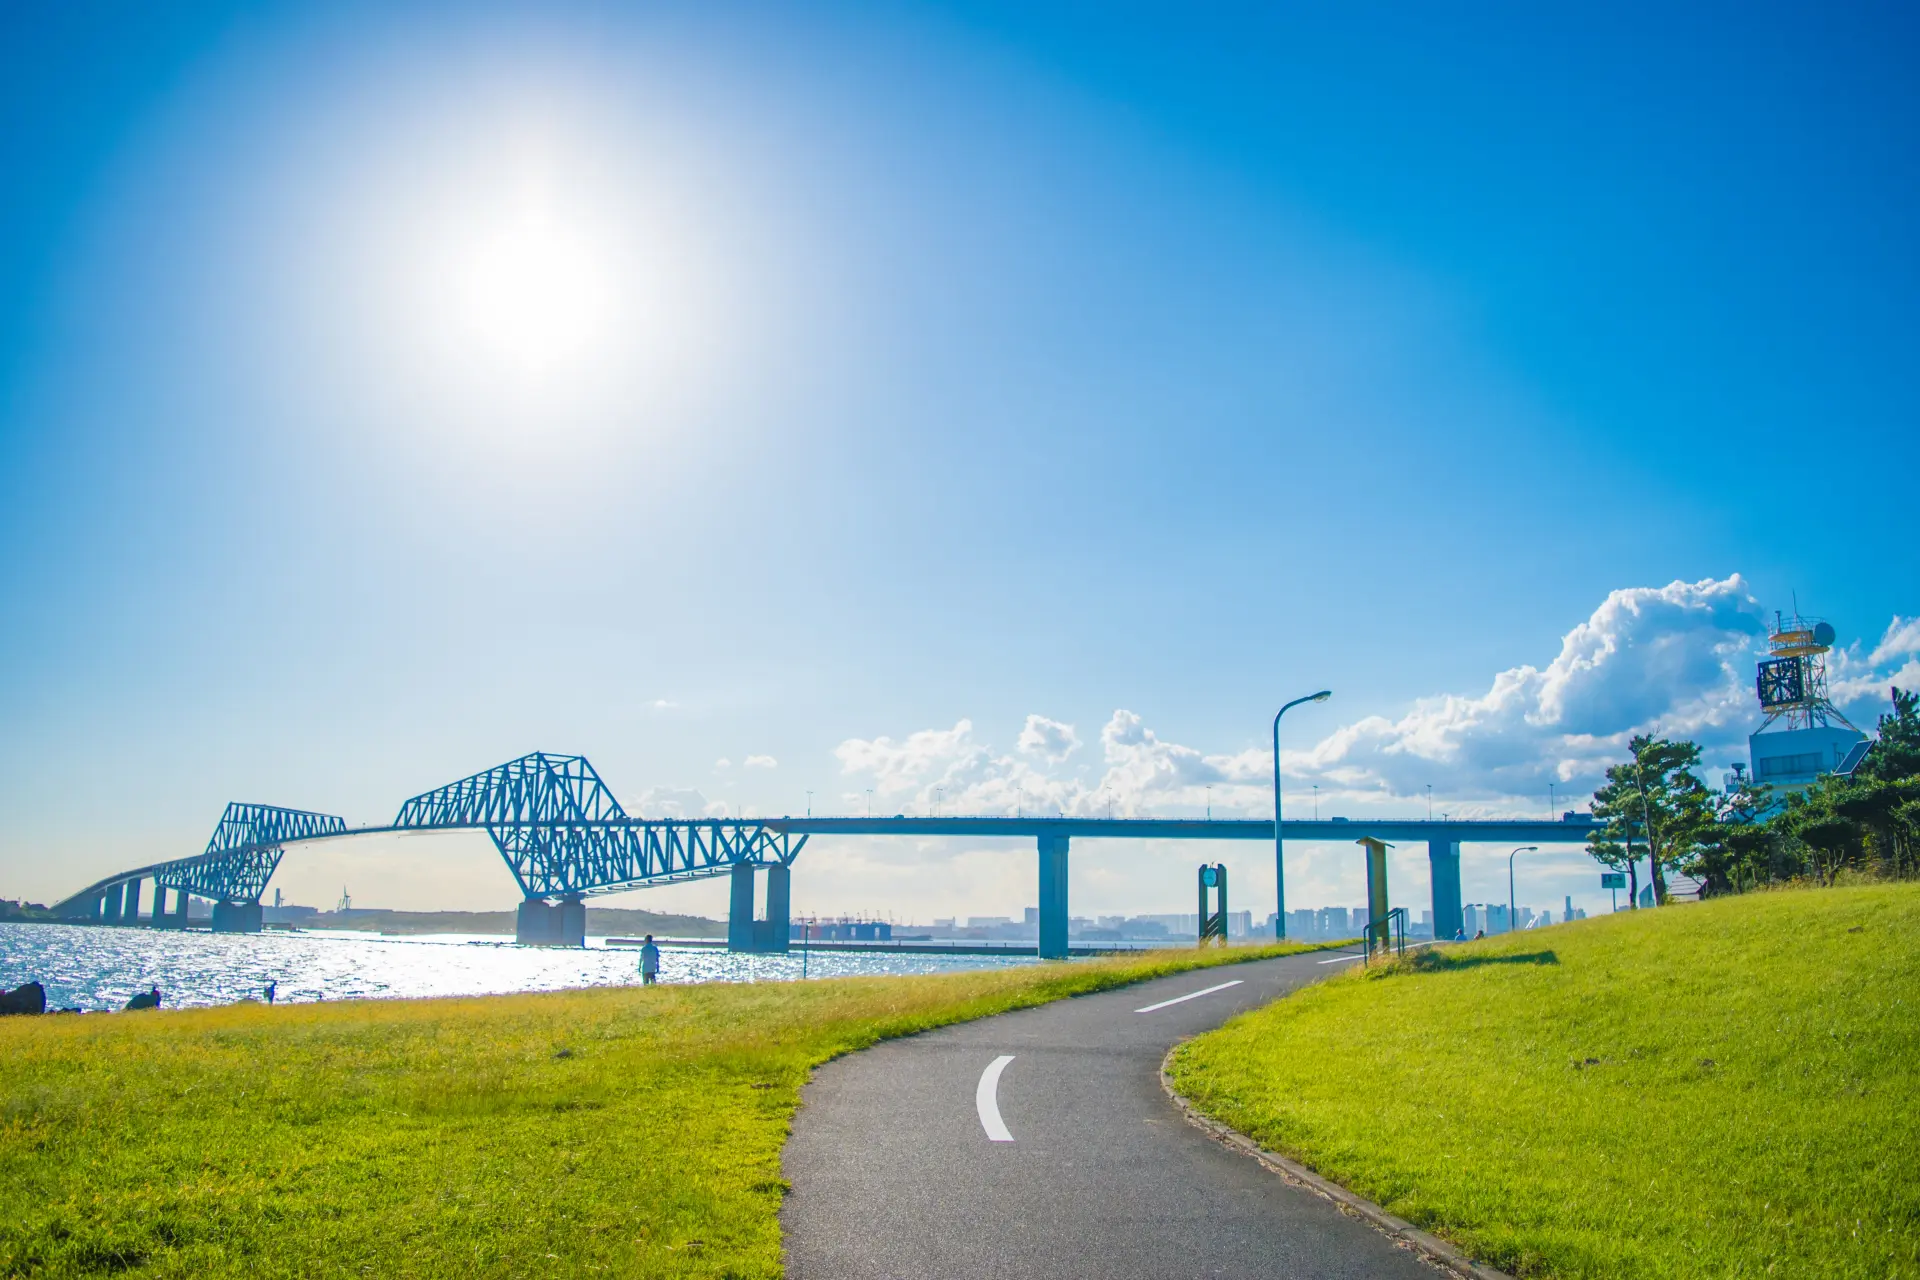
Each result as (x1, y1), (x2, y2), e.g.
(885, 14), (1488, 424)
(1288, 908), (1316, 941)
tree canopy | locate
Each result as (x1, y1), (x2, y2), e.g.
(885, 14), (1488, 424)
(1590, 687), (1920, 896)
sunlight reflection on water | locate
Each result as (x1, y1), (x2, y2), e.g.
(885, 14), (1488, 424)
(0, 923), (1041, 1011)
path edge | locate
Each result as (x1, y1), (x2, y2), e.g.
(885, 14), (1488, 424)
(1157, 1047), (1514, 1280)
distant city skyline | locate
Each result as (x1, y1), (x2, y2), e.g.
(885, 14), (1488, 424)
(2, 2), (1916, 924)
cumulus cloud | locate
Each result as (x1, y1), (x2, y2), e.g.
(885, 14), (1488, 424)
(745, 755), (778, 769)
(834, 719), (1079, 814)
(633, 785), (715, 819)
(1291, 576), (1771, 800)
(830, 576), (1920, 819)
(713, 758), (731, 770)
(1833, 616), (1920, 710)
(1017, 715), (1080, 762)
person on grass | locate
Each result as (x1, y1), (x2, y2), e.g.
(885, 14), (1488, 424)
(640, 934), (661, 986)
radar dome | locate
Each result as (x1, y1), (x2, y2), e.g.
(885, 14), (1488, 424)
(1813, 621), (1837, 647)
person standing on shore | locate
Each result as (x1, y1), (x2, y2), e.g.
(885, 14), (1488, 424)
(640, 935), (660, 986)
(265, 981), (276, 1005)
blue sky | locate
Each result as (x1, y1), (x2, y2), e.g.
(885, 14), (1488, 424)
(2, 1), (1916, 925)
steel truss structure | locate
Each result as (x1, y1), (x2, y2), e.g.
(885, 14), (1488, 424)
(154, 803), (348, 902)
(393, 753), (805, 900)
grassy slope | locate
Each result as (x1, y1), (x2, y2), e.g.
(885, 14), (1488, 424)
(0, 942), (1312, 1278)
(1169, 884), (1920, 1279)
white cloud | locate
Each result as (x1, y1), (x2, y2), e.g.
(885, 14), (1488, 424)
(745, 754), (777, 769)
(1017, 715), (1080, 762)
(1289, 576), (1771, 800)
(829, 576), (1920, 819)
(1868, 617), (1920, 667)
(633, 785), (713, 820)
(1835, 617), (1920, 712)
(713, 758), (731, 770)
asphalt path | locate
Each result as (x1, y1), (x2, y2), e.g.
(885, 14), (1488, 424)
(781, 950), (1441, 1279)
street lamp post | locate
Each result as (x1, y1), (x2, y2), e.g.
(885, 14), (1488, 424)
(1508, 846), (1538, 934)
(1273, 691), (1332, 940)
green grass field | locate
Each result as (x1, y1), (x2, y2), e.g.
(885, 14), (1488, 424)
(0, 941), (1313, 1278)
(1169, 884), (1920, 1278)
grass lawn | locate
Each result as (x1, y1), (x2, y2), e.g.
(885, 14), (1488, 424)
(1169, 883), (1920, 1279)
(0, 941), (1315, 1277)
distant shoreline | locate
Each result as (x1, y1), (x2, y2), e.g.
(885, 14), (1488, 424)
(0, 907), (729, 940)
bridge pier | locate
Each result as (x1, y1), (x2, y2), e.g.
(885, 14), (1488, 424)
(757, 863), (790, 953)
(103, 882), (125, 923)
(727, 863), (791, 953)
(210, 901), (263, 933)
(515, 897), (585, 946)
(1428, 840), (1463, 942)
(1037, 834), (1069, 959)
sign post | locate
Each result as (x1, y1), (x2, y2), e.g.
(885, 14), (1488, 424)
(1600, 871), (1625, 914)
(1197, 864), (1228, 946)
(1355, 837), (1392, 954)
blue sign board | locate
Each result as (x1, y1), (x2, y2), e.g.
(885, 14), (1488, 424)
(1600, 872), (1626, 888)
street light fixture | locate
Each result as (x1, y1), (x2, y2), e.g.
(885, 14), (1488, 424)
(1509, 846), (1538, 934)
(1273, 690), (1332, 940)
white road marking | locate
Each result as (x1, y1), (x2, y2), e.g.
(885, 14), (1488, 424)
(1317, 953), (1364, 964)
(976, 1055), (1015, 1142)
(1133, 979), (1244, 1013)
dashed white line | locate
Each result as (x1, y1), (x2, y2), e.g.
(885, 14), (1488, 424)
(1317, 953), (1364, 964)
(1133, 978), (1244, 1013)
(976, 1055), (1015, 1142)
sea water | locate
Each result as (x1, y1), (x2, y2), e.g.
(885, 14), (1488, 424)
(0, 922), (1041, 1011)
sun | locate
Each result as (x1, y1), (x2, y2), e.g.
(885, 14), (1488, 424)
(444, 197), (619, 381)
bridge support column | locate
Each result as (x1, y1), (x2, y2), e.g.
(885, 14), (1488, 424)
(728, 863), (756, 953)
(1428, 840), (1463, 942)
(174, 890), (191, 928)
(125, 879), (143, 924)
(514, 898), (583, 946)
(104, 883), (125, 923)
(751, 864), (791, 953)
(1037, 834), (1069, 959)
(211, 901), (263, 933)
(559, 897), (586, 947)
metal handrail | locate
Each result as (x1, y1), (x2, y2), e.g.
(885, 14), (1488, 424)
(1361, 907), (1408, 965)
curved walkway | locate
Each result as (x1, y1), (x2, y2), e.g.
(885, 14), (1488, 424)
(781, 950), (1441, 1279)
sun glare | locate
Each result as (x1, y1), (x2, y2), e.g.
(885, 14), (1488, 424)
(444, 196), (618, 381)
(348, 89), (738, 435)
